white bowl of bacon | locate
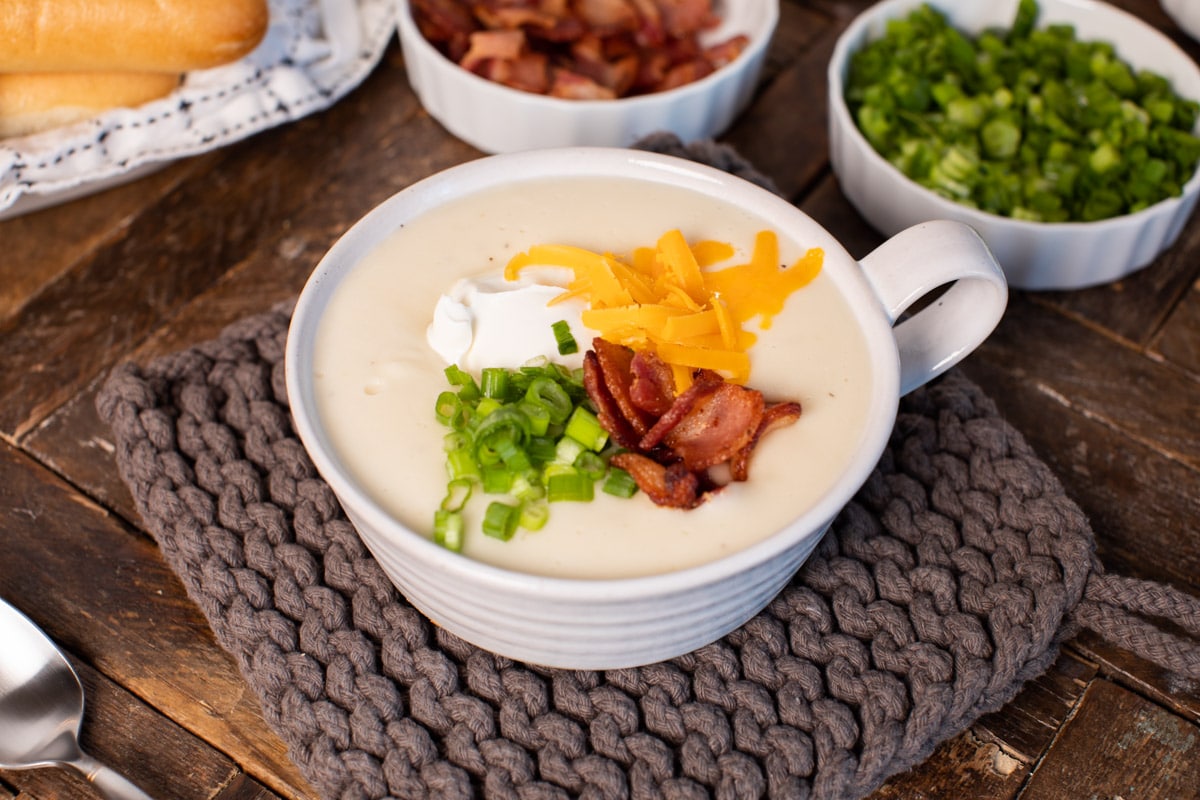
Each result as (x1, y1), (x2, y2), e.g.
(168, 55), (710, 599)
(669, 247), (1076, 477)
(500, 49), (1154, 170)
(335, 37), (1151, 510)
(285, 147), (1008, 669)
(395, 0), (779, 152)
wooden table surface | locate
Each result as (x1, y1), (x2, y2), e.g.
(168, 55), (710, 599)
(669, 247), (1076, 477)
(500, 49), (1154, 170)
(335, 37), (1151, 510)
(2, 1), (1198, 798)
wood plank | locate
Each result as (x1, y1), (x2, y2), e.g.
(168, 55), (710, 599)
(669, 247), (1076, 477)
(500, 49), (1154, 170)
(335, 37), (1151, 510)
(871, 650), (1097, 798)
(0, 157), (213, 324)
(213, 774), (283, 800)
(1019, 679), (1200, 800)
(1151, 277), (1200, 375)
(870, 730), (1028, 800)
(760, 1), (832, 80)
(973, 652), (1096, 763)
(799, 170), (885, 261)
(0, 657), (249, 800)
(21, 110), (478, 528)
(956, 300), (1200, 594)
(0, 50), (428, 441)
(970, 289), (1200, 470)
(0, 440), (313, 800)
(1069, 630), (1200, 725)
(1032, 218), (1200, 350)
(725, 5), (841, 201)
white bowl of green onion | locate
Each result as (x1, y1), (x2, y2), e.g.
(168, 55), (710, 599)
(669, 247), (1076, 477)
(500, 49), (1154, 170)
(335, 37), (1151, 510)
(828, 0), (1200, 290)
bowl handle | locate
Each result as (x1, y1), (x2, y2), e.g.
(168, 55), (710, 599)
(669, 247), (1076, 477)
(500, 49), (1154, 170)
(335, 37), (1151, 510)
(858, 220), (1008, 396)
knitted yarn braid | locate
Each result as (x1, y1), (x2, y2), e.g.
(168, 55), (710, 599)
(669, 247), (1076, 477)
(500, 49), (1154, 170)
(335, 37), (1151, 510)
(95, 143), (1200, 800)
(96, 303), (1200, 800)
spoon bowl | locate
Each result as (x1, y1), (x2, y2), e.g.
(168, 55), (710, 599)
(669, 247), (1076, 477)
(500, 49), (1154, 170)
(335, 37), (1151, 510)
(0, 597), (153, 799)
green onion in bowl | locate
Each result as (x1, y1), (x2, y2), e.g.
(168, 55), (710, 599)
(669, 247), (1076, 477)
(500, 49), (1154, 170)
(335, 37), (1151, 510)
(844, 0), (1200, 222)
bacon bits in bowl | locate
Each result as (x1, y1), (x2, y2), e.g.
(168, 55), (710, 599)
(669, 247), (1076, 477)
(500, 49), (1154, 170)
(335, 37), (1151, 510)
(284, 147), (1007, 669)
(828, 0), (1200, 290)
(396, 0), (779, 152)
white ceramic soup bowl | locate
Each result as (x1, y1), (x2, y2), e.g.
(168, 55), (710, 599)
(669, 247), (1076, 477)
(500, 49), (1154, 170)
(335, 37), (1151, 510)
(828, 0), (1200, 291)
(395, 0), (778, 153)
(285, 147), (1007, 669)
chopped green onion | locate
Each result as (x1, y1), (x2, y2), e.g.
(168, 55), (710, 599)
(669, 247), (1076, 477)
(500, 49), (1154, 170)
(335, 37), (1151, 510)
(480, 367), (512, 400)
(482, 501), (520, 541)
(518, 400), (552, 436)
(474, 396), (503, 420)
(553, 435), (586, 466)
(844, 0), (1200, 221)
(482, 464), (515, 494)
(445, 447), (480, 481)
(440, 478), (473, 512)
(433, 510), (464, 552)
(519, 499), (550, 531)
(494, 435), (532, 472)
(444, 365), (480, 401)
(552, 320), (578, 355)
(603, 467), (639, 498)
(574, 450), (607, 481)
(510, 473), (544, 502)
(525, 377), (573, 424)
(564, 406), (608, 452)
(474, 406), (531, 451)
(435, 391), (463, 428)
(527, 435), (558, 464)
(547, 470), (595, 503)
(444, 431), (471, 452)
(431, 359), (637, 550)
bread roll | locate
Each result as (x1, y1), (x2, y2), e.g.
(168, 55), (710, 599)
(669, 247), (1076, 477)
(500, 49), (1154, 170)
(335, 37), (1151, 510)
(0, 0), (270, 73)
(0, 72), (181, 138)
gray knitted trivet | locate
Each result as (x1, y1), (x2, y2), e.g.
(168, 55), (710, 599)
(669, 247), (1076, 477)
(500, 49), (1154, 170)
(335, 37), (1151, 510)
(96, 140), (1200, 800)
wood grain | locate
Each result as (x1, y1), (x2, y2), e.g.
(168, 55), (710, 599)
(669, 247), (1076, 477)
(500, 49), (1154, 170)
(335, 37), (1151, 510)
(1020, 679), (1200, 800)
(0, 657), (241, 800)
(1, 2), (1198, 798)
(1152, 278), (1200, 374)
(871, 731), (1028, 800)
(0, 439), (311, 799)
(0, 158), (213, 323)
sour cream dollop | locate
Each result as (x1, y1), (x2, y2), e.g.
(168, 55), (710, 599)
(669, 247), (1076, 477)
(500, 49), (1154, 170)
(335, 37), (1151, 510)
(426, 274), (591, 371)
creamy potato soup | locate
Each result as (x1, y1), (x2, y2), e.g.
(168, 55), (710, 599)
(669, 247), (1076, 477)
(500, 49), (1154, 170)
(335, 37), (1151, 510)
(313, 177), (874, 579)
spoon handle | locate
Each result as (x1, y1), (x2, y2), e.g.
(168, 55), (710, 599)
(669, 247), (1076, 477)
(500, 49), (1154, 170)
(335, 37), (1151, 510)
(71, 753), (155, 800)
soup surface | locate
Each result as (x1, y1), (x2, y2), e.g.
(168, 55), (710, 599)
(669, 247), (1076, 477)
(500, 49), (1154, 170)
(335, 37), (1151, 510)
(313, 177), (875, 579)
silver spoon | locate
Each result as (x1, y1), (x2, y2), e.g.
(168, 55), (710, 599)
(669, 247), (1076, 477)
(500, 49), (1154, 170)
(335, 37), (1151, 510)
(0, 597), (154, 799)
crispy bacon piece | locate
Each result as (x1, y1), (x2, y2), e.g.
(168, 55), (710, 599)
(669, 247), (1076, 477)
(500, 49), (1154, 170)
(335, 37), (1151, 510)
(583, 349), (641, 449)
(575, 0), (640, 35)
(657, 0), (719, 38)
(660, 381), (766, 471)
(638, 367), (724, 449)
(704, 34), (749, 69)
(730, 400), (803, 481)
(570, 33), (638, 94)
(585, 337), (802, 509)
(628, 349), (675, 416)
(658, 58), (714, 91)
(593, 338), (654, 435)
(460, 29), (525, 73)
(610, 453), (702, 509)
(410, 0), (748, 98)
(475, 56), (552, 94)
(412, 0), (479, 61)
(549, 68), (618, 99)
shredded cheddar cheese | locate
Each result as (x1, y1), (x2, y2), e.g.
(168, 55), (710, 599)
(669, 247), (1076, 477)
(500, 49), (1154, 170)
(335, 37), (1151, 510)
(505, 229), (824, 387)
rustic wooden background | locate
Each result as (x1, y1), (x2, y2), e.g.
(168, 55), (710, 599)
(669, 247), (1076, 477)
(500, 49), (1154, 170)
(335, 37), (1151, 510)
(1, 1), (1197, 798)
